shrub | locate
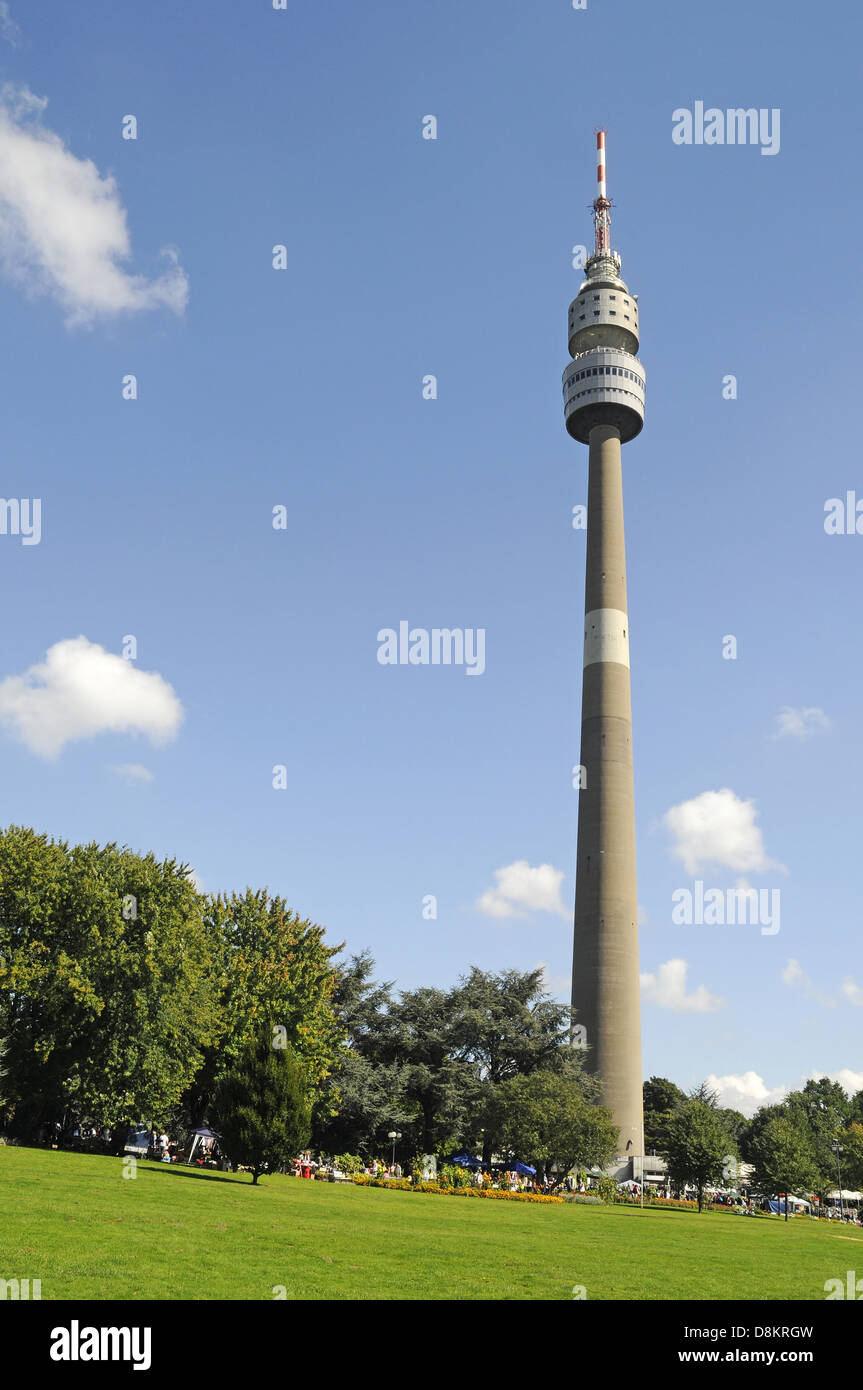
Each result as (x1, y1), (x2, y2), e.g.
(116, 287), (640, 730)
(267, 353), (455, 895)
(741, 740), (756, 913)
(350, 1176), (562, 1205)
(333, 1153), (364, 1175)
(594, 1176), (619, 1204)
(437, 1163), (472, 1190)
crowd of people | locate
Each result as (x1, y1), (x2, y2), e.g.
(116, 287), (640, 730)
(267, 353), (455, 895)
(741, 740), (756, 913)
(290, 1152), (601, 1194)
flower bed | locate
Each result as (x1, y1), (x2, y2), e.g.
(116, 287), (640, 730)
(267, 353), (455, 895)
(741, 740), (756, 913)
(613, 1194), (754, 1213)
(351, 1176), (562, 1205)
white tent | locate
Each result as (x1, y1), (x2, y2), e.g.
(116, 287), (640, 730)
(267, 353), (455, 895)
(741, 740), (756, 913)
(187, 1126), (220, 1165)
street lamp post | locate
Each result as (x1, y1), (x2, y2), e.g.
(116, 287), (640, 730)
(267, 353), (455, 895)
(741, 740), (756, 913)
(387, 1130), (402, 1169)
(832, 1139), (845, 1221)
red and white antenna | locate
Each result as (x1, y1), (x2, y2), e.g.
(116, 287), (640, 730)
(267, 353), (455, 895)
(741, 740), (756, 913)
(593, 129), (612, 255)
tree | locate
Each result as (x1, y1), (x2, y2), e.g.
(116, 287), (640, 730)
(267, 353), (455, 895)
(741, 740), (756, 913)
(643, 1076), (686, 1154)
(185, 889), (343, 1123)
(840, 1124), (863, 1189)
(0, 826), (220, 1143)
(210, 1029), (311, 1184)
(312, 1051), (413, 1157)
(689, 1080), (720, 1108)
(311, 954), (411, 1157)
(329, 951), (394, 1050)
(451, 967), (578, 1166)
(665, 1100), (734, 1211)
(782, 1080), (849, 1204)
(374, 986), (475, 1155)
(748, 1114), (820, 1221)
(453, 967), (574, 1082)
(716, 1107), (748, 1151)
(490, 1069), (618, 1180)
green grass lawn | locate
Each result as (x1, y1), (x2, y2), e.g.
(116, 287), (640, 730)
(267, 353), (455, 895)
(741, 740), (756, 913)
(1, 1146), (859, 1300)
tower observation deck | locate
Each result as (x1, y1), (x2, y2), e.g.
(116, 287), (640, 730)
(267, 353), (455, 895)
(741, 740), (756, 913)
(565, 131), (645, 1172)
(562, 132), (645, 443)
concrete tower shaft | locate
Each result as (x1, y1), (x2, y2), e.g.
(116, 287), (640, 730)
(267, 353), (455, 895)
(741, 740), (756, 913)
(564, 131), (644, 1169)
(572, 426), (643, 1159)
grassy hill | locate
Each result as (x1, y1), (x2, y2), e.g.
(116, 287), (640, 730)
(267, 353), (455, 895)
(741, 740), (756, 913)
(0, 1146), (858, 1300)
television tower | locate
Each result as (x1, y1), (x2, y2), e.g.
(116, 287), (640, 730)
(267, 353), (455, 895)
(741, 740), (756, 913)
(563, 131), (644, 1167)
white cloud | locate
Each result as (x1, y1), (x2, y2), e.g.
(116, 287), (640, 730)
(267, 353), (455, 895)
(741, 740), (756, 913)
(705, 1071), (789, 1117)
(640, 958), (725, 1013)
(841, 977), (863, 1007)
(109, 762), (154, 785)
(781, 958), (836, 1009)
(663, 787), (782, 877)
(0, 4), (20, 46)
(706, 1068), (863, 1118)
(772, 706), (830, 740)
(476, 860), (569, 920)
(0, 84), (188, 324)
(781, 959), (804, 986)
(0, 636), (184, 758)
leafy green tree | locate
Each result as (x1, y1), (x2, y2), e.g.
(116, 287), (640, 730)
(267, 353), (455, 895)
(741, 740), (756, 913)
(311, 953), (412, 1157)
(453, 967), (574, 1082)
(210, 1029), (311, 1185)
(186, 889), (343, 1123)
(329, 951), (394, 1050)
(452, 967), (579, 1166)
(689, 1080), (720, 1108)
(312, 1050), (413, 1157)
(792, 1077), (850, 1125)
(489, 1069), (618, 1181)
(748, 1114), (820, 1221)
(373, 986), (475, 1155)
(782, 1080), (849, 1203)
(839, 1124), (863, 1189)
(665, 1100), (734, 1211)
(0, 826), (220, 1143)
(643, 1076), (686, 1154)
(716, 1107), (748, 1151)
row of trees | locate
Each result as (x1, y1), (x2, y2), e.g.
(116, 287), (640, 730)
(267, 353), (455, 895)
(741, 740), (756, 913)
(7, 824), (857, 1195)
(644, 1075), (863, 1213)
(0, 826), (618, 1178)
(0, 825), (341, 1148)
(311, 954), (618, 1177)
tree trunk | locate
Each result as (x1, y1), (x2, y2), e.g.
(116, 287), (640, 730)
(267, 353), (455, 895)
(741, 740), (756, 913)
(110, 1121), (131, 1158)
(697, 1185), (704, 1213)
(422, 1099), (434, 1156)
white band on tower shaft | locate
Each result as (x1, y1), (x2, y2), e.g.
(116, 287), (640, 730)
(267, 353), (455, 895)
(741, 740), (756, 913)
(583, 607), (630, 668)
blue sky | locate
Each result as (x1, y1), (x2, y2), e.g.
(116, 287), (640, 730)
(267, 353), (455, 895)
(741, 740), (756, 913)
(0, 0), (860, 1115)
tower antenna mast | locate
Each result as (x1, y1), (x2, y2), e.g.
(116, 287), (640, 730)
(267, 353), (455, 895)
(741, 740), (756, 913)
(593, 129), (611, 255)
